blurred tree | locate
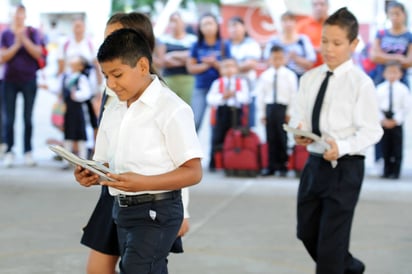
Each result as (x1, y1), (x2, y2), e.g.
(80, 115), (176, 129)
(111, 0), (220, 13)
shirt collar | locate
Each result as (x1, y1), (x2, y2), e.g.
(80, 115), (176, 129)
(322, 59), (354, 77)
(136, 75), (162, 108)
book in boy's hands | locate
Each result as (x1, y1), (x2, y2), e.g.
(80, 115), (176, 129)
(282, 124), (331, 150)
(48, 144), (116, 181)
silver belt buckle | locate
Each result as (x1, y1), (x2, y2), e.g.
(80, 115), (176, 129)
(117, 194), (128, 208)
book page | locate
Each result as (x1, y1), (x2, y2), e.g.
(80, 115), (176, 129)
(48, 145), (116, 181)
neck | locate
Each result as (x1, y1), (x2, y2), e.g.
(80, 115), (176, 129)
(204, 36), (217, 45)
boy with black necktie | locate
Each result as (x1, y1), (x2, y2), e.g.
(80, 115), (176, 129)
(289, 7), (383, 274)
(376, 60), (411, 179)
(256, 45), (298, 177)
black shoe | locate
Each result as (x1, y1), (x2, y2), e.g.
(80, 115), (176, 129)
(278, 171), (288, 177)
(260, 169), (274, 176)
(345, 258), (365, 274)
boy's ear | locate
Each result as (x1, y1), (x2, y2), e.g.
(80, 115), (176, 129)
(350, 37), (359, 52)
(137, 57), (150, 73)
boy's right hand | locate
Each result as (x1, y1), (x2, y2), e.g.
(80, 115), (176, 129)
(294, 135), (314, 146)
(74, 165), (99, 187)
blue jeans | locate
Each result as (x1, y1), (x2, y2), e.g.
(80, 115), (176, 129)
(3, 79), (37, 153)
(190, 87), (209, 132)
(0, 80), (5, 143)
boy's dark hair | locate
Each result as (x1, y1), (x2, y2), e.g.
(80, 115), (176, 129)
(97, 28), (152, 68)
(384, 60), (402, 71)
(324, 7), (358, 42)
(106, 12), (155, 52)
(270, 44), (284, 53)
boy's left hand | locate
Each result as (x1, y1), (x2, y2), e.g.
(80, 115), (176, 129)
(323, 138), (339, 162)
(100, 172), (144, 192)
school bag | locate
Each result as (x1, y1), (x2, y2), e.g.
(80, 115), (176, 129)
(215, 78), (262, 177)
(28, 26), (48, 69)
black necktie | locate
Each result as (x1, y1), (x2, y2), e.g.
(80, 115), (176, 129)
(389, 83), (393, 113)
(273, 72), (277, 103)
(312, 71), (333, 136)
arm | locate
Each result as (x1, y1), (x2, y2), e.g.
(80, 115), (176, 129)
(20, 29), (42, 60)
(206, 80), (224, 106)
(100, 158), (202, 192)
(186, 56), (212, 75)
(370, 37), (405, 65)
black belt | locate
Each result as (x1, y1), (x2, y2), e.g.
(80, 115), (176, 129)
(116, 190), (181, 208)
(310, 153), (365, 161)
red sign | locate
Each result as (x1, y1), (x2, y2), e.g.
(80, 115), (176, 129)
(221, 5), (277, 44)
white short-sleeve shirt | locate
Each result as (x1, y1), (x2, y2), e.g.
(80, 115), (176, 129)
(93, 76), (203, 196)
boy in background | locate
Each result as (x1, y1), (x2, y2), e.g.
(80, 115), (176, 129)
(289, 8), (383, 273)
(376, 60), (411, 179)
(256, 45), (298, 177)
(206, 58), (250, 171)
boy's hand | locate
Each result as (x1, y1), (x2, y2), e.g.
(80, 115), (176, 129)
(382, 118), (397, 129)
(323, 138), (339, 161)
(74, 165), (99, 187)
(100, 172), (144, 192)
(294, 135), (314, 146)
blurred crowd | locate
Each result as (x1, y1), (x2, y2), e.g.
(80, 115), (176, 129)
(0, 0), (411, 179)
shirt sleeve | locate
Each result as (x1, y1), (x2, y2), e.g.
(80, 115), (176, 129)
(335, 79), (383, 157)
(72, 75), (92, 102)
(206, 79), (223, 106)
(164, 105), (203, 167)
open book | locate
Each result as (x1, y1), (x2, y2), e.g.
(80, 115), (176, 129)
(283, 124), (337, 168)
(49, 144), (116, 181)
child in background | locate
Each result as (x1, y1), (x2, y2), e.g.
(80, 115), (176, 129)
(256, 45), (298, 176)
(206, 58), (250, 171)
(376, 60), (411, 179)
(289, 8), (383, 273)
(52, 55), (94, 166)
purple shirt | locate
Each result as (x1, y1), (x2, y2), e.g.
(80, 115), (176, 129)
(0, 27), (41, 82)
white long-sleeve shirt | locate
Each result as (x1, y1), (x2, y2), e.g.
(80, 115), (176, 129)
(376, 80), (411, 125)
(255, 66), (298, 120)
(206, 76), (250, 108)
(289, 60), (383, 157)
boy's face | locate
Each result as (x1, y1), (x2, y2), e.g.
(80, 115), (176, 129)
(383, 65), (402, 83)
(100, 57), (151, 106)
(321, 25), (358, 70)
(220, 59), (238, 77)
(269, 51), (285, 69)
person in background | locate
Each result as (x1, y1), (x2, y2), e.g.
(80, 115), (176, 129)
(51, 55), (93, 168)
(186, 12), (231, 132)
(289, 8), (383, 273)
(369, 1), (412, 174)
(264, 11), (316, 78)
(206, 58), (250, 171)
(370, 1), (412, 87)
(226, 16), (261, 127)
(0, 4), (42, 167)
(155, 11), (197, 105)
(297, 0), (329, 67)
(376, 61), (411, 179)
(256, 45), (298, 177)
(0, 61), (6, 158)
(57, 17), (102, 157)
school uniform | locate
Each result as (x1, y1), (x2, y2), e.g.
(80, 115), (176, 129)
(289, 60), (383, 274)
(206, 76), (250, 169)
(93, 75), (203, 273)
(256, 66), (298, 175)
(376, 80), (411, 179)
